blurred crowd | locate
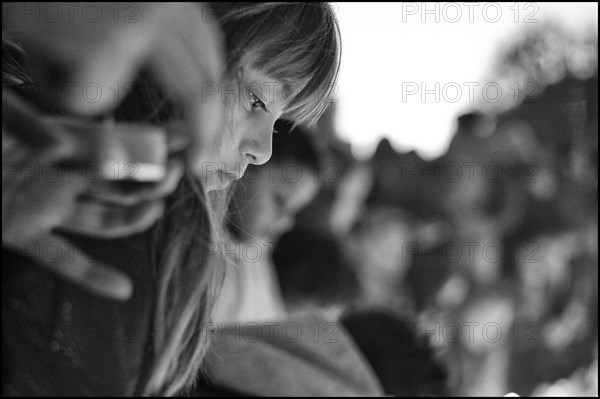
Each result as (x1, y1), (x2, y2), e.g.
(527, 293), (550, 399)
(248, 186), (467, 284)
(268, 26), (598, 396)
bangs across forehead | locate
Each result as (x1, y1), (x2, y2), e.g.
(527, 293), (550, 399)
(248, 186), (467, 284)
(213, 3), (341, 126)
(257, 4), (340, 126)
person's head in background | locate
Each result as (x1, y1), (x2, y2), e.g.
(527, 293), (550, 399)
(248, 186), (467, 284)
(340, 308), (449, 397)
(273, 226), (361, 313)
(227, 121), (322, 242)
(343, 206), (416, 307)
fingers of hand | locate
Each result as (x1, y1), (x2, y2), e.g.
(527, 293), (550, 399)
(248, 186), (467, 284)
(83, 158), (184, 207)
(50, 118), (169, 181)
(57, 197), (165, 239)
(4, 3), (160, 115)
(2, 157), (88, 244)
(7, 2), (226, 176)
(3, 231), (133, 301)
(3, 89), (78, 162)
(148, 3), (226, 176)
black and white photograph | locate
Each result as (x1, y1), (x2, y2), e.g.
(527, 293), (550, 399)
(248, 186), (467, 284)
(2, 2), (598, 396)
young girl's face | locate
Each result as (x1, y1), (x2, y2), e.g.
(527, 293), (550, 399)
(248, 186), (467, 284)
(201, 65), (292, 191)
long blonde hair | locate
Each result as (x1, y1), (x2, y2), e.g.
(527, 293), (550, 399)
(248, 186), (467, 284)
(137, 4), (341, 395)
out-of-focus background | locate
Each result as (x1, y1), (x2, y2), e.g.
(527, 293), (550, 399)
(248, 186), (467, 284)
(271, 3), (598, 396)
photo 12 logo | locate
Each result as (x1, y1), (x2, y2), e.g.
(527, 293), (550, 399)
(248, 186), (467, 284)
(401, 81), (542, 105)
(2, 2), (140, 24)
(400, 3), (540, 24)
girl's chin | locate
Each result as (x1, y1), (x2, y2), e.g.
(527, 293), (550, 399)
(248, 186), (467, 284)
(204, 172), (234, 192)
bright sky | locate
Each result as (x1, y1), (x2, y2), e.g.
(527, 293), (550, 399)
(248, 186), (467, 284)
(334, 2), (599, 159)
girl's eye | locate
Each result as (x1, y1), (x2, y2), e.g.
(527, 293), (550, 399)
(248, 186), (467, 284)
(249, 90), (267, 111)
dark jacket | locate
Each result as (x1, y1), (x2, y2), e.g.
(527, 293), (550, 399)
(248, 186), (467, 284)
(3, 230), (156, 396)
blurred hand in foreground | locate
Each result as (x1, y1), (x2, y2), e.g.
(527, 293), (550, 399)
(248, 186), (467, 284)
(2, 2), (226, 299)
(2, 1), (225, 174)
(2, 89), (135, 300)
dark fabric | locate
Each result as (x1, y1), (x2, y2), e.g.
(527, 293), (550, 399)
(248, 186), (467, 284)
(2, 229), (155, 396)
(2, 53), (159, 397)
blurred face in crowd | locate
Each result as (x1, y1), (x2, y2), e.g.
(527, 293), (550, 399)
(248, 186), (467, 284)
(346, 209), (414, 303)
(236, 162), (319, 241)
(201, 65), (295, 191)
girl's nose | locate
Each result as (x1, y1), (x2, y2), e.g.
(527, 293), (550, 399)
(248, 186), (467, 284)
(243, 128), (273, 165)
